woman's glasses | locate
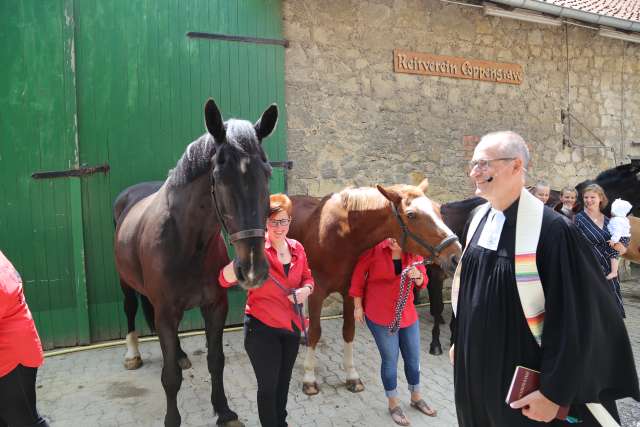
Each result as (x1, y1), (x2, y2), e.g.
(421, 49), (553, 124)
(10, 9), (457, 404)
(268, 218), (291, 227)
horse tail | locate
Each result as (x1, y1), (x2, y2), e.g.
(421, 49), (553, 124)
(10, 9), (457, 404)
(140, 294), (156, 332)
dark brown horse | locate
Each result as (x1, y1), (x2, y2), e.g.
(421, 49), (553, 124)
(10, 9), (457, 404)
(288, 179), (462, 395)
(113, 99), (277, 427)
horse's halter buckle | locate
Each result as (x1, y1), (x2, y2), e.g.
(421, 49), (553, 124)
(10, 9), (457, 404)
(209, 176), (265, 244)
(390, 203), (459, 264)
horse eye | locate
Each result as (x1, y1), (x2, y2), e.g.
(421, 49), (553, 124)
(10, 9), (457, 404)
(406, 211), (416, 219)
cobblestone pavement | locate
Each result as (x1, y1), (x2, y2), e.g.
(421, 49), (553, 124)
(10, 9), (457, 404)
(39, 299), (640, 426)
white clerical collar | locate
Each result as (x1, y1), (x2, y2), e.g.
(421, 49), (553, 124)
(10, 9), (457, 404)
(477, 208), (505, 251)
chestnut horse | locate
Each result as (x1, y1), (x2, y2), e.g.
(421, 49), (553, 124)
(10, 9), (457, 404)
(288, 179), (462, 395)
(114, 99), (277, 426)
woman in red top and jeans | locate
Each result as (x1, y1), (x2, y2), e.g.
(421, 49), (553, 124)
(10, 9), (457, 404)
(0, 250), (48, 427)
(350, 238), (435, 426)
(220, 194), (314, 427)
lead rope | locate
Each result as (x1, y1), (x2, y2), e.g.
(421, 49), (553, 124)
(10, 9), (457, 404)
(268, 273), (309, 345)
(388, 260), (424, 334)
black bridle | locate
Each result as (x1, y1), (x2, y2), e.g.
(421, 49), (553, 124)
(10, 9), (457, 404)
(390, 204), (459, 265)
(210, 176), (265, 244)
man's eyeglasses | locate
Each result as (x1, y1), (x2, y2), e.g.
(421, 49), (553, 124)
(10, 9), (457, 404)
(468, 157), (516, 171)
(268, 218), (291, 227)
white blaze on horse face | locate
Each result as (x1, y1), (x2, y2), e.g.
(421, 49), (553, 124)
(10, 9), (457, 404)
(239, 157), (250, 174)
(246, 248), (255, 282)
(412, 196), (455, 236)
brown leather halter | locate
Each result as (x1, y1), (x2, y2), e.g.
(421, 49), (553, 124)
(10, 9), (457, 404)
(390, 203), (459, 264)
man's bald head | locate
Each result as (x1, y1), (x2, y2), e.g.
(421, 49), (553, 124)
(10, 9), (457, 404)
(477, 131), (530, 169)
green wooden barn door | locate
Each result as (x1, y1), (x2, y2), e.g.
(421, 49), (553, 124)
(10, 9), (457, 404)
(73, 0), (287, 341)
(0, 0), (90, 349)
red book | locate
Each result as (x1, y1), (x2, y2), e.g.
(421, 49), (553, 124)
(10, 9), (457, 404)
(505, 366), (570, 420)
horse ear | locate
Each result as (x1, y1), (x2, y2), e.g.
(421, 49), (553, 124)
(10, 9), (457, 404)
(377, 184), (402, 206)
(204, 98), (226, 143)
(418, 178), (429, 194)
(255, 104), (278, 141)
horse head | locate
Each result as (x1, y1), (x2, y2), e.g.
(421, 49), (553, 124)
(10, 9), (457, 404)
(205, 99), (278, 289)
(376, 178), (463, 275)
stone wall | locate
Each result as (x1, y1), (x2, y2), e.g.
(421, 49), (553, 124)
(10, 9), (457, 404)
(282, 0), (640, 202)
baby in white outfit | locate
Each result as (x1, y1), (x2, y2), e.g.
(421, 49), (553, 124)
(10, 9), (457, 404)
(607, 198), (632, 279)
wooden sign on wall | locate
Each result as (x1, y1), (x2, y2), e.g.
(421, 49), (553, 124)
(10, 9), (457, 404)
(394, 49), (524, 85)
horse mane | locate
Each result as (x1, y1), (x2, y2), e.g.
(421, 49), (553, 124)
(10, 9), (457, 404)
(167, 120), (261, 188)
(167, 134), (216, 187)
(339, 187), (390, 211)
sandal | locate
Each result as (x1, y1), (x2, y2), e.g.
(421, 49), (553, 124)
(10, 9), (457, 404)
(410, 399), (437, 417)
(389, 406), (410, 426)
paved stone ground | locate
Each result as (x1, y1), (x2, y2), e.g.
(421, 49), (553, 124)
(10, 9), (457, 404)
(39, 279), (640, 426)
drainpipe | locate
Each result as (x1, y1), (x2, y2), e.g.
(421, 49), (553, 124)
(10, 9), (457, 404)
(488, 0), (640, 33)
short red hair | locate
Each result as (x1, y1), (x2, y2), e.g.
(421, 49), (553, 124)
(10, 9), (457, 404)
(269, 193), (292, 218)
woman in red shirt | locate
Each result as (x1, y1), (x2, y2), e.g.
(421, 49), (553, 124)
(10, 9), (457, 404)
(350, 238), (435, 426)
(219, 194), (314, 427)
(0, 250), (48, 427)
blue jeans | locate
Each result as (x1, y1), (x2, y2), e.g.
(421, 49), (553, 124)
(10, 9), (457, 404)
(366, 317), (421, 398)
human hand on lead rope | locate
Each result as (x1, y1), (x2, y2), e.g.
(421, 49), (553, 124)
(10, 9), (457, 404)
(287, 285), (312, 304)
(407, 266), (423, 284)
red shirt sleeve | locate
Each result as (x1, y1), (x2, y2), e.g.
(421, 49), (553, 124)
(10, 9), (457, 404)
(217, 268), (237, 288)
(349, 248), (374, 298)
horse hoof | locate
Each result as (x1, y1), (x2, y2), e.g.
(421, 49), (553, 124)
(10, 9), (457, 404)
(216, 410), (241, 427)
(124, 356), (143, 370)
(346, 378), (365, 393)
(429, 344), (443, 356)
(177, 356), (192, 370)
(302, 382), (319, 396)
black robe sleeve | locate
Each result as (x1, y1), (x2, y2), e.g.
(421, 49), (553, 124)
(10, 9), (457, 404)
(536, 213), (640, 406)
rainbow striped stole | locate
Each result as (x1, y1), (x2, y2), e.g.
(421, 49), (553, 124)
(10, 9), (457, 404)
(513, 189), (545, 346)
(514, 253), (545, 343)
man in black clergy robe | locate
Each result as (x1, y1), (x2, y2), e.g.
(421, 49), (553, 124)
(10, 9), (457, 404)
(450, 131), (639, 426)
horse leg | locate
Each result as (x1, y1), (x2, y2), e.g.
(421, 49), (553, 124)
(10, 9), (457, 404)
(121, 280), (143, 369)
(302, 287), (325, 396)
(201, 302), (242, 427)
(157, 309), (183, 427)
(176, 340), (192, 370)
(427, 268), (444, 356)
(428, 266), (446, 324)
(342, 293), (364, 393)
